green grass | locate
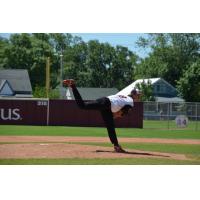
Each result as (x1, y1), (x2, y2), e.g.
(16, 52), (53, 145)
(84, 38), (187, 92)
(0, 157), (200, 165)
(144, 120), (199, 130)
(72, 142), (200, 156)
(0, 122), (199, 165)
(0, 125), (105, 136)
(0, 125), (200, 139)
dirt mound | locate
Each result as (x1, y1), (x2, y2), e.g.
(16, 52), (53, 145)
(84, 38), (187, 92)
(0, 136), (193, 160)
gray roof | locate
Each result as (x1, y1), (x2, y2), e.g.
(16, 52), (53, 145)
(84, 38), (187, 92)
(156, 97), (185, 103)
(118, 78), (176, 96)
(60, 87), (119, 100)
(0, 69), (32, 94)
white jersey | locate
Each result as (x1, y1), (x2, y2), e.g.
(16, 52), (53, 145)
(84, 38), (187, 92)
(107, 94), (133, 113)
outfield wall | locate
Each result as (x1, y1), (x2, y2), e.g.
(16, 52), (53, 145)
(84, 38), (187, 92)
(0, 99), (143, 128)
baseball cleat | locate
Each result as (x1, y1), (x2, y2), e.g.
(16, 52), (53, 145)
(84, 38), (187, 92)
(114, 145), (126, 153)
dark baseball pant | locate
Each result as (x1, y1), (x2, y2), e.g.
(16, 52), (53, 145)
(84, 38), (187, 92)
(71, 86), (119, 146)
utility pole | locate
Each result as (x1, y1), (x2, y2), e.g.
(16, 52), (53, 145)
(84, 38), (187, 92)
(60, 49), (63, 99)
(46, 57), (50, 98)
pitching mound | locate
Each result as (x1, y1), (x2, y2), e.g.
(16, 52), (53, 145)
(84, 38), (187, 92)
(0, 136), (193, 160)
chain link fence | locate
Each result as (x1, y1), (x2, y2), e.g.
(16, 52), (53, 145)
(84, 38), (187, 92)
(143, 102), (200, 130)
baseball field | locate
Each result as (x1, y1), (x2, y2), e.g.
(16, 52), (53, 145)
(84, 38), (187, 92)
(0, 121), (200, 165)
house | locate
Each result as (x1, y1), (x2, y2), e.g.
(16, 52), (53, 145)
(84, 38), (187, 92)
(60, 87), (119, 100)
(117, 78), (184, 102)
(0, 69), (33, 98)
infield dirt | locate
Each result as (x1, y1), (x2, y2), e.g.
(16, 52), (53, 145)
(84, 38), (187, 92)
(1, 136), (200, 160)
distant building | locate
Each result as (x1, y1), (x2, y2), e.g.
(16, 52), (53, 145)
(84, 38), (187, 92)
(0, 69), (33, 98)
(60, 87), (119, 100)
(118, 78), (184, 102)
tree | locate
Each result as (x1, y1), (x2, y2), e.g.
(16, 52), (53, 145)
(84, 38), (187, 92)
(136, 33), (200, 85)
(30, 34), (53, 88)
(88, 41), (113, 87)
(0, 37), (9, 68)
(3, 33), (33, 70)
(136, 33), (200, 101)
(108, 45), (138, 89)
(177, 59), (200, 102)
(0, 33), (139, 94)
(63, 40), (90, 86)
(135, 80), (155, 101)
(1, 33), (67, 89)
(62, 40), (139, 89)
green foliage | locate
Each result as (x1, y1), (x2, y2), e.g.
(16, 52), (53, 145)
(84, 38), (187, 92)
(0, 34), (138, 90)
(33, 86), (60, 99)
(136, 33), (200, 101)
(63, 40), (138, 89)
(48, 89), (60, 99)
(177, 59), (200, 102)
(3, 34), (33, 70)
(108, 45), (137, 89)
(0, 33), (61, 89)
(135, 80), (155, 101)
(0, 37), (9, 68)
(33, 86), (47, 98)
(1, 33), (200, 102)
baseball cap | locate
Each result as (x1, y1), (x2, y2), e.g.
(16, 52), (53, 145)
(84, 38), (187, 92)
(130, 89), (141, 95)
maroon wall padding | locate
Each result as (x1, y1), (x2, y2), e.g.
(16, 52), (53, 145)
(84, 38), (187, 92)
(49, 100), (143, 128)
(0, 99), (48, 125)
(0, 99), (143, 128)
(49, 100), (105, 126)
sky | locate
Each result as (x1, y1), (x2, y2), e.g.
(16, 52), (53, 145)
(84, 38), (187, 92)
(71, 33), (149, 58)
(0, 33), (150, 58)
